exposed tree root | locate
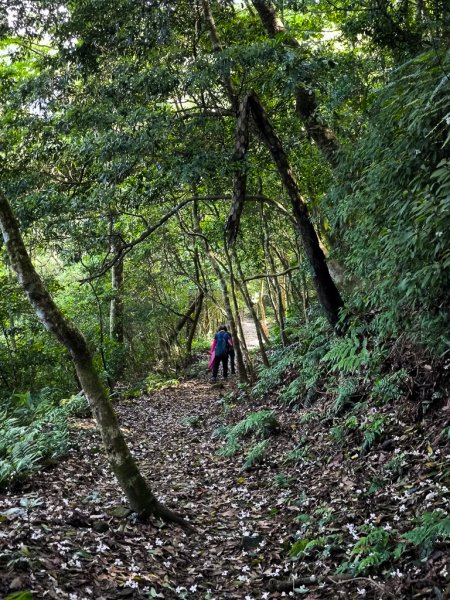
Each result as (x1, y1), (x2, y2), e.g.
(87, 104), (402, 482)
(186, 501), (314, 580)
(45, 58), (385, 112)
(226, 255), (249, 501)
(154, 503), (196, 533)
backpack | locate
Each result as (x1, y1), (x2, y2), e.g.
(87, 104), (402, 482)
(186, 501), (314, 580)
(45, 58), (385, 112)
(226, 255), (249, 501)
(215, 331), (229, 358)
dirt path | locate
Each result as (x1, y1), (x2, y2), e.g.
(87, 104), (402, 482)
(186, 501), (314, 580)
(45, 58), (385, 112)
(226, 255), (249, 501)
(0, 378), (300, 600)
(3, 373), (448, 599)
(241, 316), (259, 349)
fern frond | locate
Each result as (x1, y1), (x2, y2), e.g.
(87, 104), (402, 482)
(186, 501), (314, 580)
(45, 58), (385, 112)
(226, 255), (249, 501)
(241, 440), (269, 470)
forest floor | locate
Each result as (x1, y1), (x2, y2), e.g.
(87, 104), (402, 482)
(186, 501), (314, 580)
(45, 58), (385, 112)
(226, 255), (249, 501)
(1, 364), (449, 600)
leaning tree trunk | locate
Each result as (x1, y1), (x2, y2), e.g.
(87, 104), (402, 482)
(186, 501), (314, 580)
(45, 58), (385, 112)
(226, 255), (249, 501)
(248, 94), (344, 326)
(251, 0), (340, 166)
(0, 193), (188, 527)
(168, 295), (203, 346)
(225, 93), (343, 325)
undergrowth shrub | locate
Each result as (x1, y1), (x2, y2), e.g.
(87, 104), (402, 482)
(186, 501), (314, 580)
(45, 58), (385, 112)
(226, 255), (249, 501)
(214, 410), (279, 465)
(145, 373), (179, 392)
(371, 369), (408, 404)
(360, 413), (388, 452)
(384, 451), (407, 479)
(252, 344), (304, 400)
(0, 390), (88, 488)
(337, 513), (450, 576)
(322, 331), (371, 374)
(181, 415), (203, 428)
(328, 49), (450, 353)
(286, 442), (311, 463)
(290, 535), (334, 558)
(253, 316), (330, 406)
(403, 511), (450, 558)
(338, 525), (396, 575)
(242, 440), (270, 471)
(328, 377), (360, 415)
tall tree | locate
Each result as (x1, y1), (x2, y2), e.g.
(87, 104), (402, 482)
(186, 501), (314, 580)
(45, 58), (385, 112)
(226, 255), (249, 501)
(227, 93), (343, 326)
(0, 192), (189, 527)
(251, 0), (340, 166)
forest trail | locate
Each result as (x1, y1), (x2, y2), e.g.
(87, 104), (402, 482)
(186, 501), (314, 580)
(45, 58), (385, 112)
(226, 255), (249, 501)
(240, 316), (259, 349)
(1, 377), (302, 600)
(2, 369), (449, 599)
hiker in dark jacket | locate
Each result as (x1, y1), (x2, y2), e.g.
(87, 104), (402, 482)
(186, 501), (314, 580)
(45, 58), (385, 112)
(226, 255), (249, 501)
(209, 325), (232, 380)
(223, 326), (236, 375)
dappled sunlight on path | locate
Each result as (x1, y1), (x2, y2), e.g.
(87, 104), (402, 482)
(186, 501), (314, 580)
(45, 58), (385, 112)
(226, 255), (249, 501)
(241, 316), (259, 349)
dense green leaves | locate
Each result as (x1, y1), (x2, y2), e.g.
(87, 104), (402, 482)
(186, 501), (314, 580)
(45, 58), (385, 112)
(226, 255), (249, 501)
(329, 49), (450, 351)
(0, 391), (88, 488)
(0, 0), (448, 402)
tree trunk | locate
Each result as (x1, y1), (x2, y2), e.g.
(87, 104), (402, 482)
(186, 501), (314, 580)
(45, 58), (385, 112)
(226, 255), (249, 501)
(231, 247), (270, 367)
(258, 280), (269, 341)
(88, 280), (114, 393)
(251, 0), (286, 36)
(263, 228), (288, 346)
(109, 224), (125, 384)
(110, 231), (125, 345)
(168, 295), (201, 346)
(186, 292), (204, 356)
(224, 242), (255, 379)
(0, 193), (189, 528)
(272, 246), (295, 310)
(251, 0), (340, 166)
(5, 259), (17, 352)
(0, 320), (12, 387)
(201, 0), (237, 110)
(248, 93), (344, 326)
(301, 270), (309, 323)
(295, 87), (340, 168)
(227, 96), (250, 244)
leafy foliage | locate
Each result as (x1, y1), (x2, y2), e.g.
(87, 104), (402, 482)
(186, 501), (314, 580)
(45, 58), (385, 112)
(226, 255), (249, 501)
(403, 511), (450, 557)
(241, 440), (270, 471)
(322, 333), (370, 374)
(145, 374), (180, 393)
(181, 415), (203, 428)
(371, 369), (408, 404)
(253, 317), (330, 406)
(252, 345), (305, 400)
(0, 391), (88, 488)
(215, 410), (279, 462)
(344, 525), (393, 575)
(286, 438), (311, 463)
(360, 414), (387, 453)
(329, 49), (450, 353)
(3, 593), (34, 600)
(328, 377), (359, 415)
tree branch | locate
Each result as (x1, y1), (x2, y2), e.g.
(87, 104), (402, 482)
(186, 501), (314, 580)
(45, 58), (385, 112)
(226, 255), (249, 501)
(244, 264), (299, 282)
(79, 194), (294, 282)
